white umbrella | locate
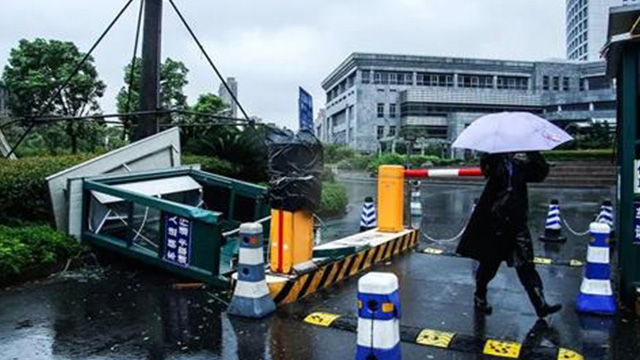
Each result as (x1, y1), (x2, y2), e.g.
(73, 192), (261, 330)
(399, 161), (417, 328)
(452, 112), (573, 153)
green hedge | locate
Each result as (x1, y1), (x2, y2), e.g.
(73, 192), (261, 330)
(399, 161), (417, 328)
(0, 154), (238, 226)
(0, 155), (93, 225)
(0, 225), (82, 280)
(543, 149), (614, 161)
(324, 144), (358, 164)
(336, 155), (373, 171)
(318, 182), (349, 218)
(367, 153), (462, 172)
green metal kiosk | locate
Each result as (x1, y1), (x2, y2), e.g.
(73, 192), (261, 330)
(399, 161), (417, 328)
(605, 5), (640, 311)
(82, 167), (269, 288)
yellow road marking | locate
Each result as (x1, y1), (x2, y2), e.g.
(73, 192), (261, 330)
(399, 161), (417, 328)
(304, 312), (341, 327)
(415, 329), (455, 348)
(558, 348), (584, 360)
(424, 248), (444, 255)
(569, 259), (584, 267)
(483, 339), (522, 358)
(534, 257), (553, 265)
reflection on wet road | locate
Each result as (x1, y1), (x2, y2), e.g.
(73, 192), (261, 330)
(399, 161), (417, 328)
(1, 176), (638, 360)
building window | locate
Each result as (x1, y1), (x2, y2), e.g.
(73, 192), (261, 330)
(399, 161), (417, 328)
(377, 126), (384, 139)
(361, 70), (370, 84)
(579, 78), (585, 91)
(416, 73), (454, 87)
(562, 77), (569, 91)
(389, 125), (396, 137)
(404, 73), (413, 85)
(374, 72), (382, 84)
(377, 103), (385, 118)
(543, 76), (549, 90)
(553, 76), (560, 91)
(389, 104), (397, 118)
(389, 73), (398, 85)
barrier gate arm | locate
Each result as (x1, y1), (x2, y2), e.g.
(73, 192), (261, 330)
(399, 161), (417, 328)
(378, 165), (483, 233)
(404, 168), (483, 178)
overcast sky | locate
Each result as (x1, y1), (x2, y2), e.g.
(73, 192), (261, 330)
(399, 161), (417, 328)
(0, 0), (566, 129)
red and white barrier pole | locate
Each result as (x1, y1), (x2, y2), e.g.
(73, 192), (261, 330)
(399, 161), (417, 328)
(404, 168), (482, 179)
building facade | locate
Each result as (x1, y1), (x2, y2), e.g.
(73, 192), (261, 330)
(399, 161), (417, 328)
(566, 0), (639, 61)
(320, 53), (616, 154)
(218, 77), (238, 118)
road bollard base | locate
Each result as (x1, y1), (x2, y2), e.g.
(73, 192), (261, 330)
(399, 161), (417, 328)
(356, 344), (401, 360)
(228, 294), (276, 319)
(539, 229), (567, 243)
(576, 293), (617, 315)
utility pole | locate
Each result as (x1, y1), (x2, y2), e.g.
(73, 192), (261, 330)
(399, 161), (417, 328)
(134, 0), (163, 141)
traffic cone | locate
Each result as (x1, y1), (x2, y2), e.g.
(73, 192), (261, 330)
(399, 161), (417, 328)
(356, 272), (401, 360)
(228, 222), (276, 318)
(576, 222), (616, 315)
(539, 199), (567, 243)
(595, 199), (615, 237)
(410, 181), (422, 217)
(360, 197), (377, 231)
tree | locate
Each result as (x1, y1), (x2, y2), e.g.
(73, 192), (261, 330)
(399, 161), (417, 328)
(184, 124), (268, 182)
(2, 39), (106, 154)
(181, 93), (228, 145)
(116, 57), (189, 138)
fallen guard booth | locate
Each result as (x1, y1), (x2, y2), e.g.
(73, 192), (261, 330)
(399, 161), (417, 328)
(605, 4), (640, 311)
(47, 128), (269, 288)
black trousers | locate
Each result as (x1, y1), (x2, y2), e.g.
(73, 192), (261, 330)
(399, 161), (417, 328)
(475, 259), (543, 298)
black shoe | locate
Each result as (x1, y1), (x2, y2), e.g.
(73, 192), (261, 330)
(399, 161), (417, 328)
(528, 287), (562, 318)
(474, 295), (493, 315)
(536, 303), (562, 318)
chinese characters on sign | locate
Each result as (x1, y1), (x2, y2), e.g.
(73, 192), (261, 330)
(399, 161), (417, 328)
(164, 214), (192, 267)
(634, 202), (640, 245)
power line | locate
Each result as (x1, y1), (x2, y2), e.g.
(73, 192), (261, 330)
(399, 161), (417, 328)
(167, 0), (252, 122)
(5, 0), (136, 158)
(124, 0), (145, 116)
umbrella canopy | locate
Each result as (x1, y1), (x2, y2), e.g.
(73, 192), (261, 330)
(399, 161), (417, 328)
(452, 112), (573, 153)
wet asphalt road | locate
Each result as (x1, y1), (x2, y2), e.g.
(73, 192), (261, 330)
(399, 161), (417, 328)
(1, 175), (639, 360)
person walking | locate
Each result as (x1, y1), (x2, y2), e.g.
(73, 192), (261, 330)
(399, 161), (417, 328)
(456, 152), (562, 318)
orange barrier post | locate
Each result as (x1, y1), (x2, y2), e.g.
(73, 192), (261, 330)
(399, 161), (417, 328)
(270, 209), (314, 274)
(377, 165), (405, 233)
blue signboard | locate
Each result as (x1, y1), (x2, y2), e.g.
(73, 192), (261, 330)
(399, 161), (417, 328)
(163, 214), (192, 267)
(634, 202), (640, 245)
(298, 87), (314, 132)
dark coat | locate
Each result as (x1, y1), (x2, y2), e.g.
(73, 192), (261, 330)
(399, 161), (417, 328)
(456, 152), (549, 266)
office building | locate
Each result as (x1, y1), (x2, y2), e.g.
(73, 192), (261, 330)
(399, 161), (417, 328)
(320, 53), (616, 154)
(567, 0), (639, 61)
(218, 77), (238, 118)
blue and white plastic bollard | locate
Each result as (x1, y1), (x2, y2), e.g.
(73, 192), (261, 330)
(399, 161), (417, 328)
(596, 199), (614, 235)
(360, 197), (377, 231)
(356, 272), (401, 360)
(228, 222), (276, 318)
(539, 199), (567, 242)
(576, 222), (616, 315)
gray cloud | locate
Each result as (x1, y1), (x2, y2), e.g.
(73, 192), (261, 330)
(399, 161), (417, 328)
(0, 0), (565, 129)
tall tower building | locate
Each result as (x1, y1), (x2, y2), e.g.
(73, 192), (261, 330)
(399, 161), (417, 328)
(567, 0), (639, 61)
(218, 77), (238, 118)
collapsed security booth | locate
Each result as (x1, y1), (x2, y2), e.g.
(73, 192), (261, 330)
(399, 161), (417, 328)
(47, 128), (269, 288)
